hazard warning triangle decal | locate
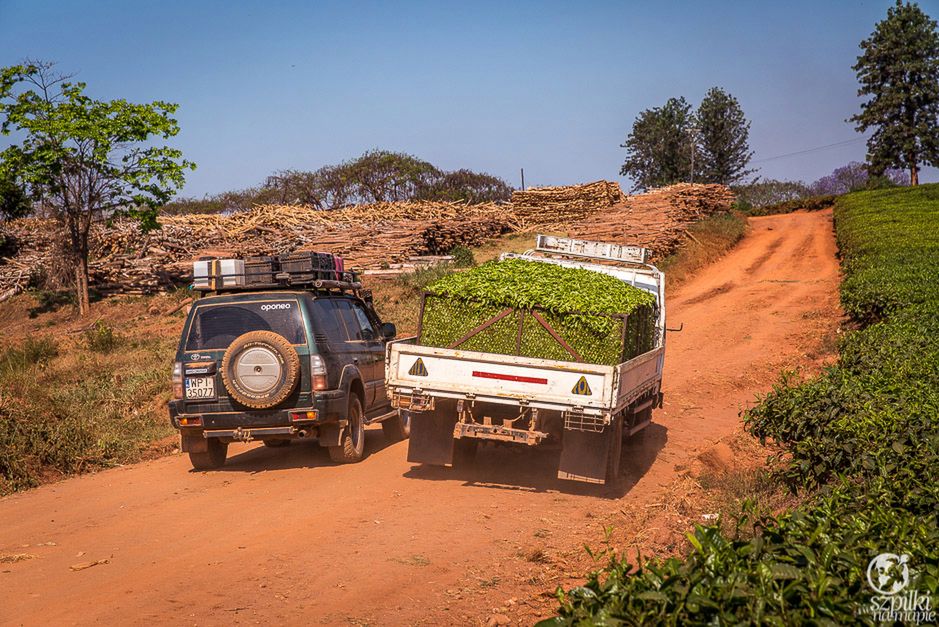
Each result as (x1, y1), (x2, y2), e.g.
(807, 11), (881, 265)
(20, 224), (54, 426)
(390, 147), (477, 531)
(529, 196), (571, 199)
(572, 376), (592, 395)
(408, 358), (428, 376)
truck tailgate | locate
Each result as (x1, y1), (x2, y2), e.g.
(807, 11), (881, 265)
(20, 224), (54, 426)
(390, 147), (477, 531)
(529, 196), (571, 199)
(388, 341), (615, 412)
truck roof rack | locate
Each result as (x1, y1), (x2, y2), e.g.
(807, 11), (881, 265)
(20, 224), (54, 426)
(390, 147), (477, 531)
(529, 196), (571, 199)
(534, 234), (648, 264)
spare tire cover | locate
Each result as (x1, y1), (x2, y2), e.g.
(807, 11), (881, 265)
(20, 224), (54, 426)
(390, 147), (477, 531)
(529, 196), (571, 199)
(221, 330), (301, 409)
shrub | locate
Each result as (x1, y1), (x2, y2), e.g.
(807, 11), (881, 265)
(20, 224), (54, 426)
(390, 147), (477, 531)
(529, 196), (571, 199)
(82, 321), (121, 353)
(448, 244), (476, 268)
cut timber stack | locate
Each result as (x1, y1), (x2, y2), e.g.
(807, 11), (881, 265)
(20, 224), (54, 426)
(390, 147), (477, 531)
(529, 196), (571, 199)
(0, 201), (516, 296)
(571, 183), (736, 258)
(511, 180), (626, 226)
(0, 183), (733, 297)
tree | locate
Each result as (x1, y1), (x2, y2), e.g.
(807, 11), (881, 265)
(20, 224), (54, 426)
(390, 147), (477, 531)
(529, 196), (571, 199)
(808, 161), (906, 195)
(852, 1), (939, 186)
(620, 97), (697, 191)
(696, 87), (755, 185)
(732, 179), (811, 208)
(415, 169), (513, 203)
(0, 61), (194, 315)
(0, 169), (31, 220)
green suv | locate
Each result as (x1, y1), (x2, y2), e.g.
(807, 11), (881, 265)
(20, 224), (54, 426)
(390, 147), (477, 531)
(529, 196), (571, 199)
(168, 283), (408, 470)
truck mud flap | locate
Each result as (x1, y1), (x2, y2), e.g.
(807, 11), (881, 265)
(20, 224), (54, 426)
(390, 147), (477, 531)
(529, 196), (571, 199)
(558, 429), (609, 484)
(407, 413), (456, 466)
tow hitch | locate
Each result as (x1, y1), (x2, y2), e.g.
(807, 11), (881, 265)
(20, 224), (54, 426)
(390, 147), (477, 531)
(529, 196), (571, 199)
(204, 426), (298, 441)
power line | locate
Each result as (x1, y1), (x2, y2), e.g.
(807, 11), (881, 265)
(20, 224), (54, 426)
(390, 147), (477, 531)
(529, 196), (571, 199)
(753, 137), (866, 164)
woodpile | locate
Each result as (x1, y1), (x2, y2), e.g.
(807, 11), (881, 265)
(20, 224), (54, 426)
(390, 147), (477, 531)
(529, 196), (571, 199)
(511, 180), (626, 225)
(0, 201), (517, 296)
(570, 183), (736, 257)
(0, 183), (733, 296)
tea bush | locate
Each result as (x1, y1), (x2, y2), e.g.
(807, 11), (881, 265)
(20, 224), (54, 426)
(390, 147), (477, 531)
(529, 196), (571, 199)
(545, 184), (939, 624)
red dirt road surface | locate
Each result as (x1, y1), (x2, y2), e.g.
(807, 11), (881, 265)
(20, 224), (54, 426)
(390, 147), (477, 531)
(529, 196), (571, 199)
(0, 210), (841, 626)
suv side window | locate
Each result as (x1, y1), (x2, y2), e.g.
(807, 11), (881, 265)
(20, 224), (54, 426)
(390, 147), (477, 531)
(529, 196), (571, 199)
(334, 299), (374, 341)
(350, 302), (380, 341)
(311, 299), (349, 345)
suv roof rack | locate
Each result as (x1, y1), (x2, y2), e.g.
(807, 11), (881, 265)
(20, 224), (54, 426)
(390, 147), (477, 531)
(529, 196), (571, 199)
(192, 255), (370, 300)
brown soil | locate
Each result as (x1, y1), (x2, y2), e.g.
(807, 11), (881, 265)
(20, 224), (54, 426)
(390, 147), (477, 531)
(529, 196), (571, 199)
(0, 210), (841, 626)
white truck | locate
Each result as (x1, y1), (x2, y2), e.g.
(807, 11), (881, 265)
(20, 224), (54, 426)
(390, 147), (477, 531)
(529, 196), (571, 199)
(385, 235), (666, 484)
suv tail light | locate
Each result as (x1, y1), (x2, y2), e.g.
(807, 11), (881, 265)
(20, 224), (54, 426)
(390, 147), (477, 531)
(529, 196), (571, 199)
(310, 354), (328, 391)
(172, 361), (184, 399)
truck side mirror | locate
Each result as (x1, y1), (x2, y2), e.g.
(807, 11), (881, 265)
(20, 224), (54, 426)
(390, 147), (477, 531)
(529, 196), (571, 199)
(381, 322), (397, 339)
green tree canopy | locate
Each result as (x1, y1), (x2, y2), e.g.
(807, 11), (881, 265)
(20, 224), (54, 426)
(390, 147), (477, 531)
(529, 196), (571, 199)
(0, 169), (30, 220)
(620, 97), (697, 192)
(696, 87), (754, 185)
(0, 61), (194, 315)
(166, 151), (513, 214)
(415, 168), (513, 203)
(852, 1), (939, 185)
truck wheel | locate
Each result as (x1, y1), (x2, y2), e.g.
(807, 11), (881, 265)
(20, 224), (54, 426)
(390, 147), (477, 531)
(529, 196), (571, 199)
(382, 410), (411, 443)
(189, 439), (228, 470)
(329, 396), (366, 463)
(605, 416), (623, 486)
(453, 438), (478, 467)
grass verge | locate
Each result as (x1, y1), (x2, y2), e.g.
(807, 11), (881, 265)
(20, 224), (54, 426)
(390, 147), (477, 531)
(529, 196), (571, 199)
(543, 184), (939, 625)
(0, 323), (176, 494)
(656, 211), (748, 286)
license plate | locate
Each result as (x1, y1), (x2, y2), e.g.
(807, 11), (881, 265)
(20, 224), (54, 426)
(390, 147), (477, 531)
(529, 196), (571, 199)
(185, 376), (216, 400)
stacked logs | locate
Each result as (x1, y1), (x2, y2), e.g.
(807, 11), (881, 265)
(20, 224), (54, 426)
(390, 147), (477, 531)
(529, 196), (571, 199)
(0, 201), (517, 295)
(0, 183), (733, 296)
(511, 180), (626, 225)
(571, 183), (737, 257)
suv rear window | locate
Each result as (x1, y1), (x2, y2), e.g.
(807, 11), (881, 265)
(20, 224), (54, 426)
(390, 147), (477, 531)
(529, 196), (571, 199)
(185, 300), (306, 351)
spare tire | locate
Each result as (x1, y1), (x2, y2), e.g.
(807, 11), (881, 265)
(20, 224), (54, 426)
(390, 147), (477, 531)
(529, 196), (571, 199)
(221, 330), (301, 409)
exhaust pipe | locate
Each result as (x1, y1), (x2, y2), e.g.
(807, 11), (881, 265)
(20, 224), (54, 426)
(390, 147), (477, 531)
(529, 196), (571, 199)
(297, 429), (310, 439)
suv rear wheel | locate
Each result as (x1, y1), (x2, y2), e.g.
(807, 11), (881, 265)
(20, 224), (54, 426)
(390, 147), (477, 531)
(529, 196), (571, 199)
(329, 395), (365, 463)
(189, 439), (228, 470)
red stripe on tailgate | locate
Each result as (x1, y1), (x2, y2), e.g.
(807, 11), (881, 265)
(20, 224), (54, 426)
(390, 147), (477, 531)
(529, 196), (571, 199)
(472, 371), (548, 385)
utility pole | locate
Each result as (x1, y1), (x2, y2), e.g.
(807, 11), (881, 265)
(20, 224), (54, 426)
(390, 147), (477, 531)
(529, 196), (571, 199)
(520, 168), (526, 190)
(689, 126), (700, 183)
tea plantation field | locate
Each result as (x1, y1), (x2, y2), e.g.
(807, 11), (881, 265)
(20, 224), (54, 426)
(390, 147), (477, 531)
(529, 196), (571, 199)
(545, 185), (939, 625)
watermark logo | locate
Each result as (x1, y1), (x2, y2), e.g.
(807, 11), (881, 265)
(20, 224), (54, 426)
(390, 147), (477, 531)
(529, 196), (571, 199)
(867, 553), (910, 596)
(859, 553), (934, 624)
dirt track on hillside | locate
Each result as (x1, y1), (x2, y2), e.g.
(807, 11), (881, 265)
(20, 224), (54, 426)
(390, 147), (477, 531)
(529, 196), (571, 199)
(0, 210), (841, 626)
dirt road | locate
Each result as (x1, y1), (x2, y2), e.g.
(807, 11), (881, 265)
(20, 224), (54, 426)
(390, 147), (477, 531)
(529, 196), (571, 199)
(0, 210), (841, 626)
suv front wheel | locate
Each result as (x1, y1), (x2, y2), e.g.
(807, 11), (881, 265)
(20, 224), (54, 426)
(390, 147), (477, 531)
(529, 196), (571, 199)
(329, 395), (365, 463)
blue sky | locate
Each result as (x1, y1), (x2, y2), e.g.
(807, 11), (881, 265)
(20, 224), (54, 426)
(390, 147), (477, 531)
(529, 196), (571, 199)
(1, 0), (937, 197)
